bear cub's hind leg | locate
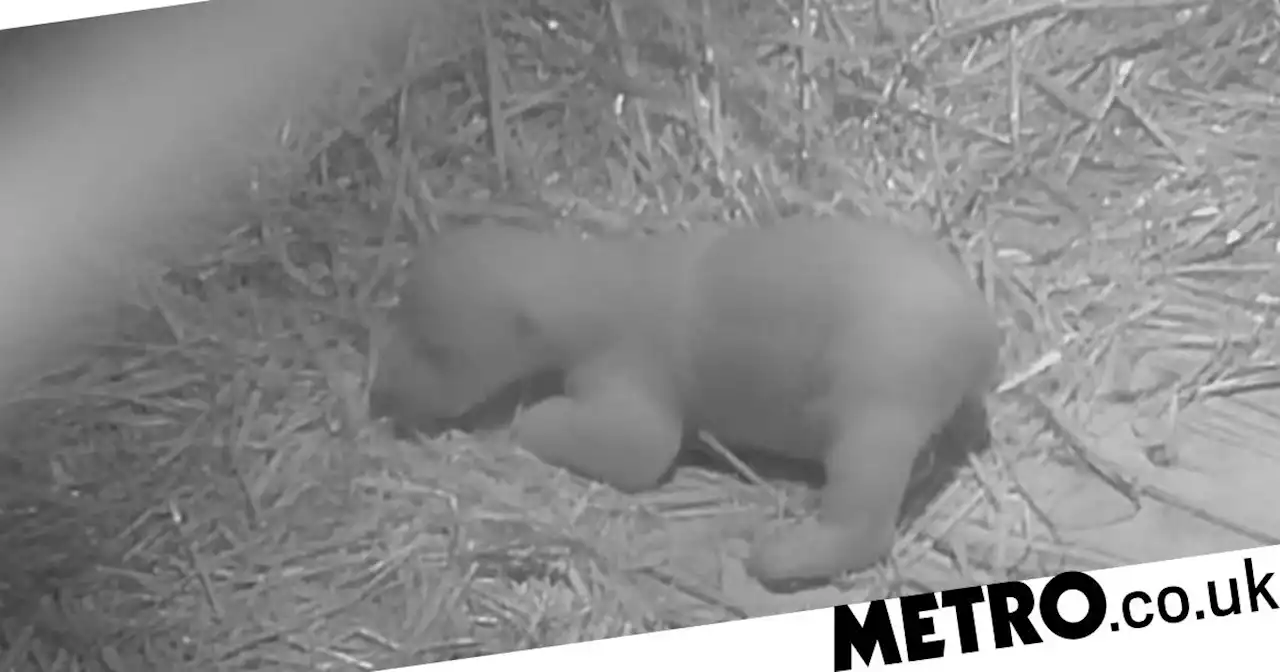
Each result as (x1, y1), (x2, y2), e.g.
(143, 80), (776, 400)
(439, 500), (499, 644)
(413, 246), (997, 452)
(745, 402), (941, 585)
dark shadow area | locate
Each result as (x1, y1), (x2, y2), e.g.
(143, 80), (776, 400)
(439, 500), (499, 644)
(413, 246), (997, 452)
(0, 403), (160, 672)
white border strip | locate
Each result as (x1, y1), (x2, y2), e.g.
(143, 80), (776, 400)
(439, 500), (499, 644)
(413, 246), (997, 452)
(0, 2), (205, 31)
